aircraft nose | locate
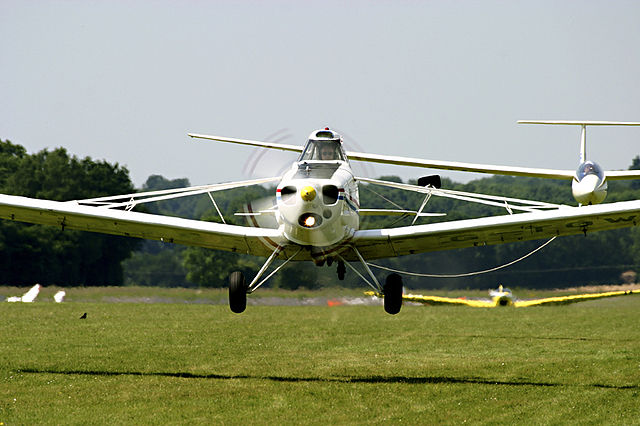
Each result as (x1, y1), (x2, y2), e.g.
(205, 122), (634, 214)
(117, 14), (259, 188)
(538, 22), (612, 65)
(572, 174), (607, 205)
(300, 186), (316, 202)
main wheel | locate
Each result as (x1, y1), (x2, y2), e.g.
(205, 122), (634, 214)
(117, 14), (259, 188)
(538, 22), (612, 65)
(383, 273), (403, 315)
(229, 271), (248, 313)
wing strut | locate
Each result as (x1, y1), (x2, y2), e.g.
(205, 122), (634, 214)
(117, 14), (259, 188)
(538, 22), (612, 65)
(247, 246), (301, 293)
(412, 189), (434, 225)
(207, 192), (226, 224)
(336, 246), (383, 293)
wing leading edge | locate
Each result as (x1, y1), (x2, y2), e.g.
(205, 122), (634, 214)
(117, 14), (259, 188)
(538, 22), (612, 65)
(0, 194), (286, 258)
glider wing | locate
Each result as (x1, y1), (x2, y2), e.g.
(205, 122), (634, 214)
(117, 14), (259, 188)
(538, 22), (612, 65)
(513, 289), (638, 307)
(403, 293), (495, 308)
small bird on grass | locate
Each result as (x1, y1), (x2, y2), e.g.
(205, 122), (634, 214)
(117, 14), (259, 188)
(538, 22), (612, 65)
(79, 313), (87, 319)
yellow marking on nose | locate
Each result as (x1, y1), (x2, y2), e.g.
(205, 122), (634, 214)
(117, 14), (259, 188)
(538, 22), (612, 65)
(300, 186), (316, 201)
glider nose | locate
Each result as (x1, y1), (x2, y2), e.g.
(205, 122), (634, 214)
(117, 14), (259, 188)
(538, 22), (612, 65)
(300, 186), (316, 202)
(572, 174), (607, 205)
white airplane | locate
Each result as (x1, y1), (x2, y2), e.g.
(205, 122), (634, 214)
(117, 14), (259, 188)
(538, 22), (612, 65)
(6, 284), (41, 303)
(1, 122), (640, 314)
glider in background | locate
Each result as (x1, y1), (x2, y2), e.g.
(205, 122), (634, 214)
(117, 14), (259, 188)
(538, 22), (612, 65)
(368, 285), (639, 308)
(5, 284), (41, 303)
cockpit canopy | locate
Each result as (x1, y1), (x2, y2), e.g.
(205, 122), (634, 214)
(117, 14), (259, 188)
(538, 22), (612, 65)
(299, 129), (347, 162)
(576, 161), (604, 181)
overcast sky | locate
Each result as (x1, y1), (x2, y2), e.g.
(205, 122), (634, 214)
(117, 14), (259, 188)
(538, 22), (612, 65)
(2, 0), (639, 188)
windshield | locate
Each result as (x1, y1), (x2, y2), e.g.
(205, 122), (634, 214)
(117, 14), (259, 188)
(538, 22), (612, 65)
(299, 140), (346, 162)
(576, 161), (604, 181)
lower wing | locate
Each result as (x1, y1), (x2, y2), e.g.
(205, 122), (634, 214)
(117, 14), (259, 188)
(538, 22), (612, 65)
(0, 194), (286, 258)
(352, 200), (640, 260)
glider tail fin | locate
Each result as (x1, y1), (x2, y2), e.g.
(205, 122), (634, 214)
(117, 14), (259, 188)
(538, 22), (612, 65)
(21, 284), (41, 302)
(517, 120), (640, 164)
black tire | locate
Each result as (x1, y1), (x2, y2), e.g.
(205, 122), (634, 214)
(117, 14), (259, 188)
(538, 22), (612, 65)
(383, 273), (403, 315)
(229, 271), (247, 313)
(337, 261), (346, 280)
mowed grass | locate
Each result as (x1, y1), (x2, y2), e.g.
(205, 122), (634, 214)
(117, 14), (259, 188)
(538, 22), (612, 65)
(1, 287), (639, 424)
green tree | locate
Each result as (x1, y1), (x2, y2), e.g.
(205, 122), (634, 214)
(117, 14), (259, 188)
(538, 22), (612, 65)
(121, 175), (202, 287)
(0, 140), (140, 285)
(630, 156), (640, 190)
(123, 248), (192, 287)
(183, 248), (261, 288)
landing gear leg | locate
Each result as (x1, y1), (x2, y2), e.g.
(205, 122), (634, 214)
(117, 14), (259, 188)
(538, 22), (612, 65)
(229, 271), (248, 313)
(336, 247), (383, 298)
(337, 261), (346, 280)
(229, 246), (301, 314)
(383, 273), (403, 315)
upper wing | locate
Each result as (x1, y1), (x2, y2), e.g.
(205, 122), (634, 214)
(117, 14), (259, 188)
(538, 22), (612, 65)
(189, 131), (576, 179)
(352, 200), (640, 260)
(189, 133), (303, 153)
(513, 289), (638, 307)
(189, 132), (640, 180)
(349, 151), (640, 181)
(0, 194), (286, 258)
(347, 150), (576, 179)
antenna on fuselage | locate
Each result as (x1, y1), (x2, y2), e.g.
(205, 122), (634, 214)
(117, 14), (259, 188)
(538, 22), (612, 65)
(518, 120), (640, 164)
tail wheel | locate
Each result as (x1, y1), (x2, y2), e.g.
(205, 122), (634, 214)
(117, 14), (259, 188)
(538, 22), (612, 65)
(383, 273), (403, 315)
(229, 271), (248, 313)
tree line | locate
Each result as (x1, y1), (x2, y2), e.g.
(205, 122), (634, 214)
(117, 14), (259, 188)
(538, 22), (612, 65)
(0, 140), (139, 285)
(1, 138), (639, 289)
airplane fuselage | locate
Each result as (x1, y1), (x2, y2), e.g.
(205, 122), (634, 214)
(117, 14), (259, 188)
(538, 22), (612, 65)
(276, 160), (359, 247)
(571, 160), (608, 205)
(489, 286), (515, 307)
(273, 130), (359, 259)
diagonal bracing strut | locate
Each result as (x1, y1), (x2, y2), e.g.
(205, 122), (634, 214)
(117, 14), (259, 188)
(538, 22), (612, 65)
(336, 246), (383, 293)
(247, 246), (301, 293)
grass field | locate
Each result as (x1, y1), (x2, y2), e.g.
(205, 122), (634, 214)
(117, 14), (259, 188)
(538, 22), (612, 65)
(1, 286), (639, 424)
